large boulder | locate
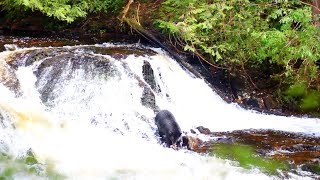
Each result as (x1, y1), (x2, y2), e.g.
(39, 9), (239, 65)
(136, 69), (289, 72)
(184, 126), (320, 177)
(0, 60), (20, 93)
(141, 60), (159, 112)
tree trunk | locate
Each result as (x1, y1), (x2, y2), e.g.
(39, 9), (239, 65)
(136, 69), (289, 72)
(312, 0), (320, 26)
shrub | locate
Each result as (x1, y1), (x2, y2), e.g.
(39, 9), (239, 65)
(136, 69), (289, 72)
(0, 0), (125, 22)
(156, 0), (320, 112)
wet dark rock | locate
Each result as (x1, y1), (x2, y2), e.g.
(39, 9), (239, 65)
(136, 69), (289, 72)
(184, 136), (212, 153)
(4, 44), (18, 51)
(0, 60), (20, 93)
(94, 47), (156, 57)
(140, 60), (159, 112)
(183, 135), (233, 153)
(222, 129), (319, 164)
(202, 66), (233, 103)
(263, 95), (281, 110)
(35, 55), (70, 103)
(196, 126), (211, 135)
(8, 48), (65, 68)
(0, 35), (81, 54)
(194, 61), (285, 115)
(229, 71), (247, 100)
(9, 48), (120, 104)
(300, 160), (320, 175)
(28, 49), (58, 65)
(141, 88), (157, 111)
(183, 126), (320, 177)
(242, 98), (260, 109)
(112, 53), (125, 59)
(119, 61), (158, 112)
(142, 61), (157, 92)
(190, 129), (197, 134)
(216, 137), (234, 144)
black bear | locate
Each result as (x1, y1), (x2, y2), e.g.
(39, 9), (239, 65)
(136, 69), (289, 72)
(155, 110), (182, 149)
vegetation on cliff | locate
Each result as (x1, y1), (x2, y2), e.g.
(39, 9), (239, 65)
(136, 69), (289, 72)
(156, 0), (320, 114)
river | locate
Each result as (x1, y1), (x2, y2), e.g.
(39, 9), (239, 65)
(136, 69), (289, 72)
(0, 38), (319, 179)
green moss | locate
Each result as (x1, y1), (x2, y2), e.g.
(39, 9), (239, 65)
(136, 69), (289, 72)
(286, 83), (306, 97)
(212, 143), (289, 175)
(300, 90), (320, 111)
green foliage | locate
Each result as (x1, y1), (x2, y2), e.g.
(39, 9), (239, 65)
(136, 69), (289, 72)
(0, 0), (125, 22)
(282, 82), (320, 113)
(159, 0), (200, 21)
(212, 143), (289, 175)
(300, 90), (320, 111)
(0, 151), (65, 179)
(157, 0), (320, 113)
(286, 82), (306, 97)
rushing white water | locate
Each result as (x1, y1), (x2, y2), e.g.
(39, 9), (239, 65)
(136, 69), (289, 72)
(0, 44), (319, 179)
(143, 52), (320, 136)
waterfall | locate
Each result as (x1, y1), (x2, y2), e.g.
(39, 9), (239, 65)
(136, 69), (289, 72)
(0, 43), (318, 179)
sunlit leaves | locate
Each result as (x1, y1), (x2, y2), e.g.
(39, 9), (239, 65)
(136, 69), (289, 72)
(184, 44), (195, 52)
(0, 0), (125, 22)
(155, 20), (180, 34)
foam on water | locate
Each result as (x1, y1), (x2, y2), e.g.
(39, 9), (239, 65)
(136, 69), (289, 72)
(141, 50), (320, 136)
(0, 44), (319, 179)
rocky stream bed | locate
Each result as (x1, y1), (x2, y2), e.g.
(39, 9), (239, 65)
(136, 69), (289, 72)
(0, 35), (319, 179)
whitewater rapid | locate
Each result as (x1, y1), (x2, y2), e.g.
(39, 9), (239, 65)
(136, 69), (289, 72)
(0, 44), (318, 179)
